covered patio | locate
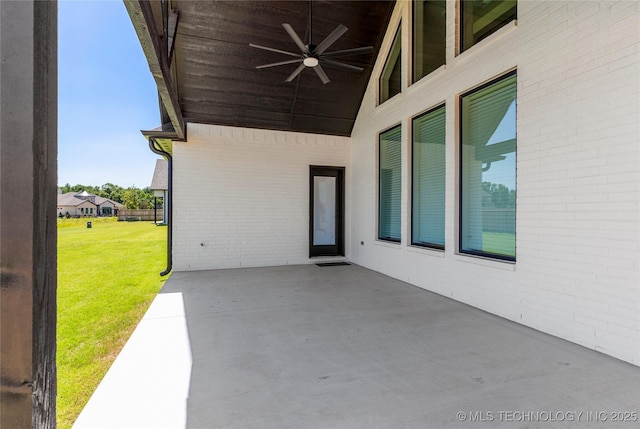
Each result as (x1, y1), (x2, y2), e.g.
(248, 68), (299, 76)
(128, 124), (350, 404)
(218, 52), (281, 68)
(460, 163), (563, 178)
(75, 264), (640, 428)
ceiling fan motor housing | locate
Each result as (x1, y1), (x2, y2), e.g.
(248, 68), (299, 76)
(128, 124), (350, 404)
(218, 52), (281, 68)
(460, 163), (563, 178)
(303, 51), (319, 68)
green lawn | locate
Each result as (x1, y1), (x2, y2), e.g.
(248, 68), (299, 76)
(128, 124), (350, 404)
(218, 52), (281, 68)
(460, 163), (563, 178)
(482, 232), (516, 257)
(57, 219), (168, 428)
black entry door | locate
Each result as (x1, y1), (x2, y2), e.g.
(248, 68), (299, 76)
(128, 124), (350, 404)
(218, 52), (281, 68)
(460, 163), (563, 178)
(309, 166), (345, 257)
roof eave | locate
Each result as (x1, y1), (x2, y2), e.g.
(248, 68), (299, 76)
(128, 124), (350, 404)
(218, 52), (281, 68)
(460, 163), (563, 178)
(124, 0), (186, 140)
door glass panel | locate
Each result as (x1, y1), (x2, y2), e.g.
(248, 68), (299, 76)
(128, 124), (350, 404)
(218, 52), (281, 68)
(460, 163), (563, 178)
(313, 176), (336, 245)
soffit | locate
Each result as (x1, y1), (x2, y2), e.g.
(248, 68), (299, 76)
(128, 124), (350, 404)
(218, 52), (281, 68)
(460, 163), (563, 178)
(168, 0), (394, 137)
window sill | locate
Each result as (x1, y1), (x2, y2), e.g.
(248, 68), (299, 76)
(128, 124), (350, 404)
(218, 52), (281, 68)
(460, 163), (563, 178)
(375, 239), (402, 249)
(454, 252), (516, 271)
(407, 245), (445, 258)
(456, 19), (518, 58)
(409, 64), (446, 90)
(376, 91), (403, 109)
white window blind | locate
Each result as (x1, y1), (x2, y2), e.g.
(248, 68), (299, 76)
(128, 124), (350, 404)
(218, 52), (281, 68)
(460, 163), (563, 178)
(461, 72), (517, 260)
(412, 105), (445, 248)
(379, 126), (402, 242)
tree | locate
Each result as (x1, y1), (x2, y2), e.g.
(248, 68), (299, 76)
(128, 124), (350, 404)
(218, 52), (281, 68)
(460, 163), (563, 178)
(100, 183), (124, 203)
(121, 188), (141, 209)
(482, 181), (515, 208)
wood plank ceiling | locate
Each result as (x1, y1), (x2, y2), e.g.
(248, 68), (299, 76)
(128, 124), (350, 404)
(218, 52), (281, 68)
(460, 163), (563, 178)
(167, 0), (394, 137)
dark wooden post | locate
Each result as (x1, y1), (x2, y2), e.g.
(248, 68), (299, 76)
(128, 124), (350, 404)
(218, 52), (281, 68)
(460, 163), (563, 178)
(0, 1), (58, 427)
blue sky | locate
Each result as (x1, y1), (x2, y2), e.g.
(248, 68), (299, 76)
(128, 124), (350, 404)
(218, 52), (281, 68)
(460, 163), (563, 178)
(483, 101), (516, 190)
(58, 0), (162, 188)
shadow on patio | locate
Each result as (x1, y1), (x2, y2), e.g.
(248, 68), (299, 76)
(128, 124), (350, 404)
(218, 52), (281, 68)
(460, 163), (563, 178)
(75, 264), (640, 428)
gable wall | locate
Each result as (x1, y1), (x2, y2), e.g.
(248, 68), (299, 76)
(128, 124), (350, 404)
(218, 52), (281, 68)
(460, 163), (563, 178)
(349, 1), (640, 364)
(172, 124), (350, 270)
(57, 200), (96, 216)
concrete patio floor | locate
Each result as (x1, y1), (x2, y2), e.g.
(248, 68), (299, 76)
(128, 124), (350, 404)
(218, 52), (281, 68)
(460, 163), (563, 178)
(74, 264), (640, 428)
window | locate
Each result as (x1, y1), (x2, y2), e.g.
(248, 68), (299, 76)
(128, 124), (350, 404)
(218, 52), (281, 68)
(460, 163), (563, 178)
(379, 25), (402, 104)
(460, 71), (516, 260)
(460, 0), (517, 52)
(379, 125), (402, 242)
(413, 0), (446, 82)
(412, 105), (446, 249)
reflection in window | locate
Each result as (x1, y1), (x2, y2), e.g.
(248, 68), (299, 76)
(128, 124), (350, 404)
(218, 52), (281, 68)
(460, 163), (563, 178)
(379, 125), (402, 242)
(313, 176), (336, 246)
(460, 0), (517, 52)
(460, 72), (516, 260)
(380, 25), (402, 104)
(413, 0), (446, 82)
(412, 105), (445, 248)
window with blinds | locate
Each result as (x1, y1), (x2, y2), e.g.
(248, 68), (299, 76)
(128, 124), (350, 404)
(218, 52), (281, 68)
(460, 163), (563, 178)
(412, 0), (446, 83)
(460, 0), (517, 52)
(412, 105), (446, 249)
(460, 71), (516, 260)
(379, 125), (402, 242)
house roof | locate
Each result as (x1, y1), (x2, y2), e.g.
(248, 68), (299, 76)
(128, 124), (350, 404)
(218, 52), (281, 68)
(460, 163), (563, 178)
(150, 159), (168, 191)
(57, 192), (123, 208)
(95, 196), (125, 208)
(58, 193), (95, 207)
(126, 0), (395, 143)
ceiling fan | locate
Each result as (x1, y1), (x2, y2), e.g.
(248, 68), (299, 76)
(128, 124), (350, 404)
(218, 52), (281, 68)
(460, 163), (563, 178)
(249, 0), (373, 84)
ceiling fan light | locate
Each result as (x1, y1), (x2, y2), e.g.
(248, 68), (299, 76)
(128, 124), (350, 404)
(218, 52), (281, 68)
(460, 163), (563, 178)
(303, 57), (319, 67)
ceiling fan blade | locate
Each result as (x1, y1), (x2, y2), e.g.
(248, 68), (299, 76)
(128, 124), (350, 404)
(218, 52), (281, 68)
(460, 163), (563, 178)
(314, 24), (348, 55)
(322, 46), (373, 58)
(321, 59), (363, 72)
(285, 63), (307, 82)
(282, 23), (308, 53)
(256, 59), (303, 69)
(313, 64), (330, 84)
(249, 43), (300, 58)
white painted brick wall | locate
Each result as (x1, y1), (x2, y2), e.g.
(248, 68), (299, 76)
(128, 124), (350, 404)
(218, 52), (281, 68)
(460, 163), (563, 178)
(350, 1), (640, 365)
(172, 124), (350, 271)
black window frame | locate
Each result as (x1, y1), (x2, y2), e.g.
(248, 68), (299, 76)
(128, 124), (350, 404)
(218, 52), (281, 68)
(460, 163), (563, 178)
(412, 0), (446, 84)
(460, 0), (517, 53)
(411, 103), (446, 250)
(378, 124), (403, 243)
(458, 69), (517, 262)
(379, 24), (403, 105)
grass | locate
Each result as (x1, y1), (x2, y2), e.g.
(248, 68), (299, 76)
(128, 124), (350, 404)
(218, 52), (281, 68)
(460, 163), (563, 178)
(482, 232), (516, 257)
(57, 216), (120, 228)
(57, 220), (168, 428)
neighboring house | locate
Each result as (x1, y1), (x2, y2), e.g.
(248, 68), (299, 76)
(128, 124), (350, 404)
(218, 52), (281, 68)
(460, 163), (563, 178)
(94, 196), (122, 216)
(150, 158), (168, 223)
(127, 1), (640, 367)
(57, 192), (97, 217)
(57, 190), (123, 217)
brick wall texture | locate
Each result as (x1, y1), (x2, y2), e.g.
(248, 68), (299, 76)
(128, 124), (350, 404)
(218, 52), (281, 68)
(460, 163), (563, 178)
(172, 1), (639, 365)
(173, 125), (350, 271)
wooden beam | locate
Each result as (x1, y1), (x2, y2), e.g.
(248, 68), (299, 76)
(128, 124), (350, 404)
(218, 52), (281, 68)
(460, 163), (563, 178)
(0, 1), (57, 427)
(167, 9), (179, 63)
(124, 0), (186, 140)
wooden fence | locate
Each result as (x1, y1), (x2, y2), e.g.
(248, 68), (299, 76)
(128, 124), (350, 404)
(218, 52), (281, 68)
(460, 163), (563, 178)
(117, 209), (163, 222)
